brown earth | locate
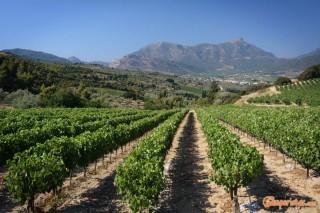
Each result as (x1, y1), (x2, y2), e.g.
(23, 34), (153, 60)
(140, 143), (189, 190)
(156, 111), (231, 212)
(235, 86), (279, 105)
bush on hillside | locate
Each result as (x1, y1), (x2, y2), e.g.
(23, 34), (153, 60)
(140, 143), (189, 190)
(274, 76), (292, 86)
(297, 64), (320, 81)
(0, 88), (8, 101)
(240, 83), (270, 95)
(4, 89), (40, 108)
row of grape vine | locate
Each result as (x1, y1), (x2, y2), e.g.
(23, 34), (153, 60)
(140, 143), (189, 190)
(114, 109), (188, 212)
(204, 105), (320, 177)
(5, 109), (178, 211)
(196, 108), (264, 200)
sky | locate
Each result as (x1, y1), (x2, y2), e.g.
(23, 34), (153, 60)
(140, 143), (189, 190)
(1, 0), (320, 62)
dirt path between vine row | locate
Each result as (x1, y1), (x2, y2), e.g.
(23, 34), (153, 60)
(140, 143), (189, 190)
(221, 121), (320, 213)
(156, 111), (232, 212)
(50, 134), (152, 213)
(2, 131), (152, 213)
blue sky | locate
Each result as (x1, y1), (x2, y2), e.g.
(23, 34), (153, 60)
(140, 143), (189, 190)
(1, 0), (320, 62)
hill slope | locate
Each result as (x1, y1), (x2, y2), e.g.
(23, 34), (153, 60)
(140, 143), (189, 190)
(247, 79), (320, 106)
(2, 48), (70, 63)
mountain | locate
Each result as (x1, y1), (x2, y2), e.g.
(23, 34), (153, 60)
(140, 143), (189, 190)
(68, 56), (82, 63)
(111, 39), (320, 75)
(296, 48), (320, 59)
(2, 48), (70, 63)
(1, 49), (109, 66)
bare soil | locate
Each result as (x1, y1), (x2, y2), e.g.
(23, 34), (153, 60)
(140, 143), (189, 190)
(235, 86), (280, 105)
(157, 111), (229, 212)
(0, 104), (14, 109)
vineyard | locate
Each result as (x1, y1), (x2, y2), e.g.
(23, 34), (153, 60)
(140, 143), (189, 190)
(202, 105), (320, 177)
(0, 105), (319, 212)
(248, 79), (320, 106)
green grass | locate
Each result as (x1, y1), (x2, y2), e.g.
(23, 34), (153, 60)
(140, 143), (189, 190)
(180, 86), (202, 94)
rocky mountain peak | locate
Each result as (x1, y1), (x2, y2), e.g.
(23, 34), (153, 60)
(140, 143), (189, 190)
(111, 39), (320, 75)
(68, 56), (82, 63)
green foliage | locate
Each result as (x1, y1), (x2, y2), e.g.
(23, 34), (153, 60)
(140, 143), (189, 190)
(196, 108), (263, 199)
(40, 87), (83, 107)
(0, 108), (143, 165)
(274, 76), (292, 86)
(214, 92), (240, 105)
(6, 147), (68, 206)
(207, 80), (220, 104)
(180, 85), (202, 94)
(297, 64), (320, 81)
(248, 79), (320, 106)
(0, 54), (205, 108)
(115, 109), (188, 212)
(207, 105), (320, 174)
(241, 83), (270, 95)
(5, 108), (177, 208)
(4, 89), (40, 108)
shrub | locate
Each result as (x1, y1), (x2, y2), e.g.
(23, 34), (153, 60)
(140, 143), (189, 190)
(0, 88), (8, 101)
(295, 98), (303, 106)
(4, 89), (40, 108)
(283, 98), (291, 105)
(297, 64), (320, 81)
(274, 76), (292, 86)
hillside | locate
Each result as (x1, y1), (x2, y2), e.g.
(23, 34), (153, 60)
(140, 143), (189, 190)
(2, 48), (70, 63)
(0, 54), (204, 109)
(111, 39), (320, 75)
(247, 79), (320, 106)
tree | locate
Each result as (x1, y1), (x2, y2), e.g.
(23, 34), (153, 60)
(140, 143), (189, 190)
(274, 76), (292, 86)
(207, 81), (220, 104)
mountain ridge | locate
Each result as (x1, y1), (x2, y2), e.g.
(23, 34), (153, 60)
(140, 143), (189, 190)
(1, 48), (109, 66)
(2, 48), (70, 63)
(111, 39), (320, 75)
